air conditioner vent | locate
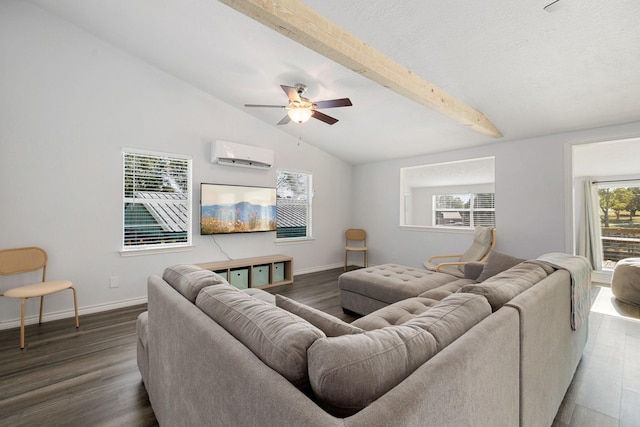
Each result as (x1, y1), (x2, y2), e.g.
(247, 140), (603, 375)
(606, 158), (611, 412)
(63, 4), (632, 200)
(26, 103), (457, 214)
(211, 140), (274, 169)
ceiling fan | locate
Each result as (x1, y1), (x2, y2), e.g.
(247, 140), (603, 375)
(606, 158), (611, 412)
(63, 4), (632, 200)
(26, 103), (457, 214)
(244, 83), (352, 125)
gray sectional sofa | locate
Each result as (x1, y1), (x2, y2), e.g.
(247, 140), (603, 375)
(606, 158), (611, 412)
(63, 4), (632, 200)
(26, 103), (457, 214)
(137, 253), (590, 427)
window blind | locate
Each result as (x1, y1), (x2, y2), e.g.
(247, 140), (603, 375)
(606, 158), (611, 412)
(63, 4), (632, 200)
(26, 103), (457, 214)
(276, 170), (312, 239)
(434, 193), (495, 228)
(122, 150), (192, 250)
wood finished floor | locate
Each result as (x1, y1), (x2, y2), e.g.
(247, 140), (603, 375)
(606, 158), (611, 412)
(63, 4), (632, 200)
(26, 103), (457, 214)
(1, 267), (639, 426)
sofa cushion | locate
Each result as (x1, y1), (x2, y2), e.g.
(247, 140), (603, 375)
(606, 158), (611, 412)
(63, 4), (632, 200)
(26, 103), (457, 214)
(276, 294), (364, 337)
(525, 259), (557, 275)
(417, 279), (476, 300)
(243, 287), (276, 304)
(404, 293), (491, 351)
(351, 297), (440, 330)
(308, 325), (438, 417)
(196, 284), (325, 388)
(308, 293), (491, 416)
(352, 292), (491, 344)
(459, 261), (550, 311)
(476, 250), (525, 282)
(162, 264), (228, 303)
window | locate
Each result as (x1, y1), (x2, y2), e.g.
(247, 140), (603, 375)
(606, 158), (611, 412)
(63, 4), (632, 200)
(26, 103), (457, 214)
(276, 170), (312, 239)
(122, 149), (192, 251)
(433, 193), (495, 227)
(400, 157), (495, 229)
(596, 182), (640, 267)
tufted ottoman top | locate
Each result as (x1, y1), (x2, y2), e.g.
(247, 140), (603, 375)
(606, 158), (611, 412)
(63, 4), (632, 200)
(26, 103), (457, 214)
(339, 264), (459, 305)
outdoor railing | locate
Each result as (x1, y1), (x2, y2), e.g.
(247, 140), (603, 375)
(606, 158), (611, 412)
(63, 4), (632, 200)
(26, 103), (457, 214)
(601, 227), (640, 265)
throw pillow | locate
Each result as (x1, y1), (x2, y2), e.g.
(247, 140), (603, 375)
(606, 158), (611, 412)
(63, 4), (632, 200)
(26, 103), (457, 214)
(162, 264), (228, 303)
(196, 285), (325, 389)
(476, 250), (525, 282)
(276, 294), (364, 337)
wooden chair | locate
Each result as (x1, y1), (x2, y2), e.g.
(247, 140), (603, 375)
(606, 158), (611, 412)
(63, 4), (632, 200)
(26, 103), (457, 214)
(345, 229), (368, 271)
(0, 247), (79, 349)
(423, 226), (496, 278)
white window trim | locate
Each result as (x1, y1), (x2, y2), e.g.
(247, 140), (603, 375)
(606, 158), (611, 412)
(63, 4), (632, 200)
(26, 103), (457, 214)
(399, 157), (495, 229)
(121, 148), (193, 253)
(399, 225), (475, 234)
(276, 169), (313, 241)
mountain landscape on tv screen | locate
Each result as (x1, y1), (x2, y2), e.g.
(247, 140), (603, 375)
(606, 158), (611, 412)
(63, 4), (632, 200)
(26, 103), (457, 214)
(201, 201), (277, 234)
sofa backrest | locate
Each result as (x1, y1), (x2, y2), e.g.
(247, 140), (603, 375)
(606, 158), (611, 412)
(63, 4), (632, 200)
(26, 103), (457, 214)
(459, 260), (554, 311)
(162, 264), (228, 303)
(196, 284), (325, 389)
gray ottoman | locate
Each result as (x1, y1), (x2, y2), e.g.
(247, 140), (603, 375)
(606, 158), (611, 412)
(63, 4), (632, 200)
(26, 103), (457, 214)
(338, 264), (460, 315)
(611, 258), (640, 307)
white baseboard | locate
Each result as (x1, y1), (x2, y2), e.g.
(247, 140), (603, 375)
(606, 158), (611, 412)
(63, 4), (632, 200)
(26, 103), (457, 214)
(0, 296), (148, 331)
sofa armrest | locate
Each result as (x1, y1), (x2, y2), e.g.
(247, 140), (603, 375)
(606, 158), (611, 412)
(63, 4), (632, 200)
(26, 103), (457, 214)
(505, 270), (587, 427)
(136, 311), (149, 387)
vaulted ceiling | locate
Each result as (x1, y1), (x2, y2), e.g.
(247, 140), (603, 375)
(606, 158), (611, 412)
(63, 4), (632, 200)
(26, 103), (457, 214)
(28, 0), (640, 164)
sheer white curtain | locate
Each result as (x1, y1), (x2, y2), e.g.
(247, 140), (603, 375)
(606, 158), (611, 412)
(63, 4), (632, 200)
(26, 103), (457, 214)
(578, 180), (603, 270)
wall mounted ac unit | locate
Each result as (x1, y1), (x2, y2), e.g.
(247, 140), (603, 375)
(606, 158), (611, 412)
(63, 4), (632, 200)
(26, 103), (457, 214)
(211, 140), (274, 169)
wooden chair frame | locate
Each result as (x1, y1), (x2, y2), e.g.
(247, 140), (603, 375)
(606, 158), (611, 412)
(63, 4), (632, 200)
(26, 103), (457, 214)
(344, 228), (368, 271)
(0, 246), (79, 349)
(428, 228), (497, 273)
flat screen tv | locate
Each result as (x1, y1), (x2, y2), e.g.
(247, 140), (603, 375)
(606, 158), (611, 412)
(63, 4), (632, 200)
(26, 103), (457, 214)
(200, 183), (277, 235)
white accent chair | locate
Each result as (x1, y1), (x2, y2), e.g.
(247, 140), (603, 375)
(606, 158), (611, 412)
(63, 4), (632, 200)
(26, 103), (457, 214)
(423, 226), (496, 278)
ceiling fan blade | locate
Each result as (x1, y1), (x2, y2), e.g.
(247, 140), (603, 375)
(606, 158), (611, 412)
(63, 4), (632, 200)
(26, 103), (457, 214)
(244, 104), (286, 108)
(313, 98), (352, 109)
(277, 115), (291, 125)
(281, 85), (302, 103)
(311, 110), (338, 125)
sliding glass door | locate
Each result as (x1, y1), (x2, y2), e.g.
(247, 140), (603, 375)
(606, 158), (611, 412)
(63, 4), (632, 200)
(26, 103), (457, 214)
(596, 183), (640, 269)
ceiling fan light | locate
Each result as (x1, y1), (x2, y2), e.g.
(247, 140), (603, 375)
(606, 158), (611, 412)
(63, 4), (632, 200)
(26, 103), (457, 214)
(288, 108), (313, 124)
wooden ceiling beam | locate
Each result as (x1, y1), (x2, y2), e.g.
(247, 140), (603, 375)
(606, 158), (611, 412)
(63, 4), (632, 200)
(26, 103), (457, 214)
(218, 0), (502, 138)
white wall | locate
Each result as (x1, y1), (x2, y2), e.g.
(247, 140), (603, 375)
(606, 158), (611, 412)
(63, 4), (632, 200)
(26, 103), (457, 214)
(352, 121), (640, 269)
(0, 2), (352, 327)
